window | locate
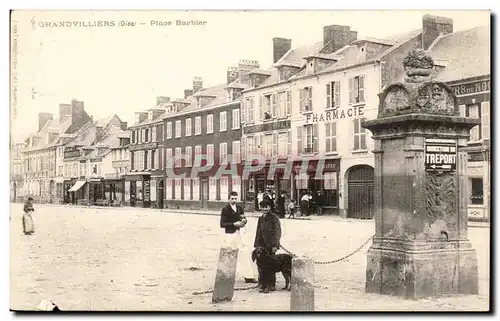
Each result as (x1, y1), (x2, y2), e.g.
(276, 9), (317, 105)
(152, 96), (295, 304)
(207, 144), (214, 166)
(353, 118), (367, 151)
(232, 141), (241, 163)
(349, 75), (365, 104)
(466, 104), (481, 141)
(185, 146), (192, 167)
(209, 176), (217, 200)
(151, 150), (156, 169)
(232, 109), (240, 129)
(136, 180), (143, 201)
(195, 116), (202, 135)
(263, 134), (273, 158)
(231, 177), (241, 200)
(192, 178), (200, 200)
(185, 118), (192, 137)
(272, 132), (278, 157)
(220, 111), (227, 132)
(325, 122), (337, 153)
(165, 178), (172, 200)
(286, 91), (292, 116)
(175, 120), (182, 138)
(247, 137), (254, 158)
(323, 172), (339, 207)
(145, 128), (149, 142)
(326, 81), (341, 109)
(152, 126), (157, 142)
(194, 145), (202, 166)
(246, 98), (255, 123)
(470, 178), (483, 205)
(166, 122), (172, 139)
(299, 87), (313, 112)
(278, 91), (286, 118)
(174, 178), (182, 200)
(144, 150), (149, 170)
(174, 147), (182, 168)
(207, 114), (213, 134)
(278, 133), (288, 156)
(219, 142), (228, 165)
(298, 124), (318, 154)
(183, 178), (191, 200)
(220, 176), (229, 201)
(166, 148), (173, 168)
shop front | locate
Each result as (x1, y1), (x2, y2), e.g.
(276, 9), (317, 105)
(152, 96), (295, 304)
(242, 158), (340, 213)
(103, 174), (125, 206)
(124, 173), (151, 208)
(465, 148), (490, 222)
(150, 175), (164, 209)
(66, 178), (88, 205)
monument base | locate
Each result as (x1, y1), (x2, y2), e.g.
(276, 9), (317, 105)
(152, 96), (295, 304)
(365, 238), (479, 299)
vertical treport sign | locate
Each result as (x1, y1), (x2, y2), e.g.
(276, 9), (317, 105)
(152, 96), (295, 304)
(425, 138), (457, 171)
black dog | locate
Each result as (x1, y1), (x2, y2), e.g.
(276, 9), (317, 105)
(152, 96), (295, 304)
(252, 247), (292, 293)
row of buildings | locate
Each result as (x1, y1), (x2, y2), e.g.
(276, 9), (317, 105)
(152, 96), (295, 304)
(10, 14), (490, 221)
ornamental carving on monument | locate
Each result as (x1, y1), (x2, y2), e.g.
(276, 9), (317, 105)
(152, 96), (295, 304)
(415, 83), (457, 115)
(403, 49), (434, 83)
(424, 171), (457, 237)
(379, 85), (410, 117)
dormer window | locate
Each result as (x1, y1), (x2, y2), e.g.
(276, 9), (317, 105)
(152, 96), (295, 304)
(227, 88), (242, 101)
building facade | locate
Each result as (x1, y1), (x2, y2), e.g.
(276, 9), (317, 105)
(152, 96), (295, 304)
(428, 25), (490, 221)
(162, 74), (244, 210)
(126, 97), (168, 208)
(10, 141), (26, 202)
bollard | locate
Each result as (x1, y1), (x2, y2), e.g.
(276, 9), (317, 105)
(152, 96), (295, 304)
(212, 246), (239, 303)
(290, 256), (314, 311)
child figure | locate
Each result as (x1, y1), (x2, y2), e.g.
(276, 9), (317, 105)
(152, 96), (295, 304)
(287, 199), (296, 219)
(22, 197), (35, 235)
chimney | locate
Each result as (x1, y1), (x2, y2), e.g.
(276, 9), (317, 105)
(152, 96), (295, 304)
(227, 66), (239, 84)
(156, 96), (170, 106)
(422, 14), (453, 50)
(193, 77), (203, 93)
(323, 25), (354, 53)
(134, 112), (148, 124)
(184, 89), (194, 98)
(38, 113), (53, 131)
(95, 126), (105, 143)
(273, 37), (292, 63)
(238, 60), (260, 85)
(349, 31), (358, 44)
(59, 103), (72, 120)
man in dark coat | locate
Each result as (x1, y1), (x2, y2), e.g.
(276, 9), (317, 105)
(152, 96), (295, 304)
(254, 198), (282, 292)
(277, 191), (286, 218)
(220, 191), (258, 283)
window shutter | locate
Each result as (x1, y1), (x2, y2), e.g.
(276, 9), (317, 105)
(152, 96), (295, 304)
(287, 130), (292, 155)
(241, 137), (246, 160)
(325, 123), (330, 152)
(359, 75), (365, 102)
(308, 87), (313, 110)
(326, 83), (331, 109)
(299, 89), (304, 113)
(275, 93), (281, 118)
(348, 78), (354, 104)
(286, 91), (292, 116)
(335, 81), (340, 108)
(481, 102), (490, 140)
(353, 119), (359, 150)
(272, 93), (277, 116)
(332, 122), (337, 152)
(257, 135), (263, 156)
(313, 124), (319, 153)
(297, 126), (302, 155)
(272, 132), (278, 157)
(258, 95), (263, 120)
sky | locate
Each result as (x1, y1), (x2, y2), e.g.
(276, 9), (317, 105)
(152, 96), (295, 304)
(10, 10), (490, 142)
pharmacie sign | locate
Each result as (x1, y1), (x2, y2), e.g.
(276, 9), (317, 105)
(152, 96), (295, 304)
(425, 139), (457, 171)
(305, 105), (365, 124)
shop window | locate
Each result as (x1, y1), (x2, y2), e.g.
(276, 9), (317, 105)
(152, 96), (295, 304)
(470, 178), (484, 205)
(136, 180), (143, 202)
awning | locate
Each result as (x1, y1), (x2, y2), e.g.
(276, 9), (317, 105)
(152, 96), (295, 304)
(68, 180), (86, 192)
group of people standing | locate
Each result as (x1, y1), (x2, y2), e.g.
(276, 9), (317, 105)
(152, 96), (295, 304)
(256, 189), (326, 218)
(220, 191), (282, 292)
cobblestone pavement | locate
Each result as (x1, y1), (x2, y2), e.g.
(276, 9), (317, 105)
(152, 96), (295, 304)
(10, 204), (490, 311)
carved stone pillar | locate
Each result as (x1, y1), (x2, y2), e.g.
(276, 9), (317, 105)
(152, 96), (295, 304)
(363, 49), (480, 299)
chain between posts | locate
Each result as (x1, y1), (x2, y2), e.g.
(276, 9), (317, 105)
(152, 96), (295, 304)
(279, 234), (375, 265)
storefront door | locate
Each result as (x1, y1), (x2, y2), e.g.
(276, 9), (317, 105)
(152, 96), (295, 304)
(201, 177), (209, 209)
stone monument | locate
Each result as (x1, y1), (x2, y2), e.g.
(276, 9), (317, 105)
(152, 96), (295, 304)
(363, 49), (480, 299)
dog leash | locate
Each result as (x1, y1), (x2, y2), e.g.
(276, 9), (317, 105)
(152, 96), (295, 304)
(192, 284), (259, 296)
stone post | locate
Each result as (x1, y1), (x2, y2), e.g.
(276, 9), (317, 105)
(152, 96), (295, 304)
(363, 49), (480, 299)
(290, 257), (314, 311)
(212, 246), (238, 303)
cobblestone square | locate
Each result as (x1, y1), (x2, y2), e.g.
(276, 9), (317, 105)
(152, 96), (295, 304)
(10, 204), (490, 311)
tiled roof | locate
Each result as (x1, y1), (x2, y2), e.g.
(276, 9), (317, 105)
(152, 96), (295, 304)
(167, 83), (231, 116)
(23, 116), (74, 152)
(430, 25), (490, 82)
(275, 41), (324, 67)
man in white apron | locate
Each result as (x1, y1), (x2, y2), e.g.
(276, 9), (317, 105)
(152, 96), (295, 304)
(220, 191), (258, 283)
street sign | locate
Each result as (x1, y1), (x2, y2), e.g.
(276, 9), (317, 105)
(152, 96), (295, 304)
(425, 139), (457, 171)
